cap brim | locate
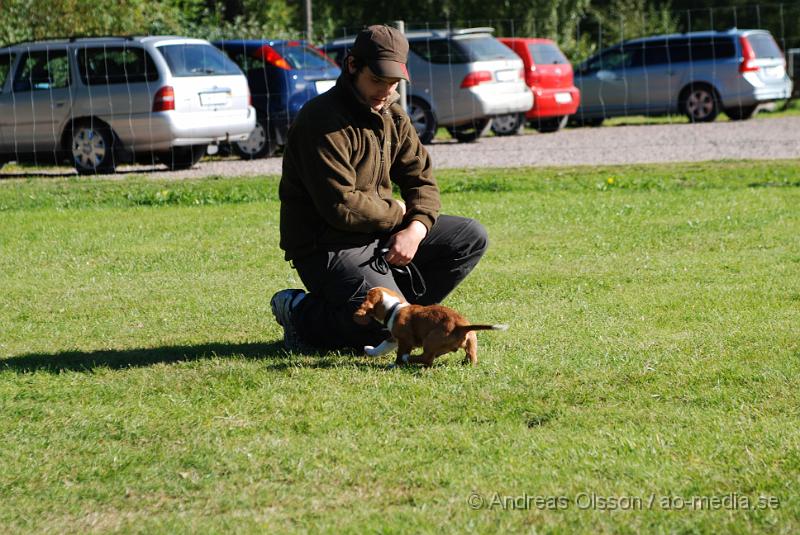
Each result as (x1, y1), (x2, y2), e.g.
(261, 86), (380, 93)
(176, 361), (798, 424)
(369, 59), (410, 82)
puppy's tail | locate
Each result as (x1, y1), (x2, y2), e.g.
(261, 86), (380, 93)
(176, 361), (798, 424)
(457, 324), (509, 334)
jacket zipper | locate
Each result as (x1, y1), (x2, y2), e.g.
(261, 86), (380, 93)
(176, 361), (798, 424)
(376, 119), (386, 195)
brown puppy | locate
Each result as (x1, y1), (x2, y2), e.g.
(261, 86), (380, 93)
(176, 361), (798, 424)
(353, 287), (507, 367)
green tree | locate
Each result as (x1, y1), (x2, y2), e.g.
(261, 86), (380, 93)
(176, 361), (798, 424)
(0, 0), (200, 45)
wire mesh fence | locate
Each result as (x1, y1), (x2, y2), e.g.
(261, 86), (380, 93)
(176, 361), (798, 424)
(0, 3), (797, 175)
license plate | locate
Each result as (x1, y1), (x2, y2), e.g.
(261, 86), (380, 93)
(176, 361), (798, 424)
(200, 91), (231, 107)
(763, 65), (784, 78)
(495, 69), (518, 82)
(555, 92), (572, 104)
(315, 80), (335, 94)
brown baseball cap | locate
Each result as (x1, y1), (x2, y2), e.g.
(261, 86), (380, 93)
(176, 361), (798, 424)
(350, 25), (410, 81)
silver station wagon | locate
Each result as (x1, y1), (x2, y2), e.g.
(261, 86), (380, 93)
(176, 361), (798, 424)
(574, 29), (793, 124)
(0, 36), (255, 174)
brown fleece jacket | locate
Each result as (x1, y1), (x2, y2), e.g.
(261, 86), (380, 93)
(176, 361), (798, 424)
(279, 72), (441, 260)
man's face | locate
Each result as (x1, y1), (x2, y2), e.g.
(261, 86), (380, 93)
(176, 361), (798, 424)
(348, 58), (401, 111)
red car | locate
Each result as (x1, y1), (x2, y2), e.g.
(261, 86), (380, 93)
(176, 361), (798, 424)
(492, 37), (581, 134)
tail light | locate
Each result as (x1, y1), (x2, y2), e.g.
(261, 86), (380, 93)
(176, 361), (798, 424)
(739, 36), (760, 73)
(526, 65), (542, 86)
(152, 86), (175, 112)
(461, 71), (492, 88)
(259, 44), (291, 70)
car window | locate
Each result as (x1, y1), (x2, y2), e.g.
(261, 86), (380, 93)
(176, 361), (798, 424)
(275, 44), (336, 70)
(583, 47), (636, 72)
(323, 47), (346, 66)
(222, 48), (260, 71)
(156, 44), (242, 77)
(409, 38), (471, 64)
(455, 35), (519, 61)
(0, 53), (14, 92)
(77, 46), (159, 85)
(747, 33), (782, 59)
(667, 37), (735, 63)
(528, 43), (568, 65)
(642, 40), (670, 66)
(13, 49), (70, 92)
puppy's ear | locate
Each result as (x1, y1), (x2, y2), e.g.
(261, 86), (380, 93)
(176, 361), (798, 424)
(352, 306), (373, 325)
(352, 288), (382, 325)
(353, 291), (375, 325)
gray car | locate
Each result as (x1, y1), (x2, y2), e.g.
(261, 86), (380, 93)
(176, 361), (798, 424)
(0, 36), (255, 174)
(574, 29), (793, 124)
(322, 28), (532, 143)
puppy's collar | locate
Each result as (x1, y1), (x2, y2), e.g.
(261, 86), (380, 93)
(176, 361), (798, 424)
(384, 302), (409, 331)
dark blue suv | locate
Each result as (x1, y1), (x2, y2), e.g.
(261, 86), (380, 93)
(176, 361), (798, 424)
(214, 40), (340, 158)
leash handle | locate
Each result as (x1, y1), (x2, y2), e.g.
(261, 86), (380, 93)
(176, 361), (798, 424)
(372, 247), (427, 298)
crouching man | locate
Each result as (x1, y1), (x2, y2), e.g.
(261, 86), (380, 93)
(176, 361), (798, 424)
(271, 24), (488, 351)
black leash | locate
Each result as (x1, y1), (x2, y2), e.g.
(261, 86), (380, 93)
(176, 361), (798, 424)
(369, 247), (427, 298)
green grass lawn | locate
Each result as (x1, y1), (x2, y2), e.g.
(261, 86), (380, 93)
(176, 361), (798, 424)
(1, 160), (799, 533)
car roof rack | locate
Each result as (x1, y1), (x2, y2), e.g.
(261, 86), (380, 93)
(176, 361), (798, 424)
(450, 27), (495, 35)
(68, 35), (139, 42)
(1, 35), (140, 49)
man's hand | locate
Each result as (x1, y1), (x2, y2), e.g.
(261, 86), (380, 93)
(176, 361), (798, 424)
(385, 220), (427, 266)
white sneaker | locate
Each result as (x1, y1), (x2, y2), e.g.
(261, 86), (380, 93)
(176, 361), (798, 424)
(270, 289), (306, 351)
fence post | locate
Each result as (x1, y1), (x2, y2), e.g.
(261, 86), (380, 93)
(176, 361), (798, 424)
(393, 20), (408, 113)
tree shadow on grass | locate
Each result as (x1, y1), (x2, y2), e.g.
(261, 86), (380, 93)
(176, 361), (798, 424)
(0, 340), (393, 374)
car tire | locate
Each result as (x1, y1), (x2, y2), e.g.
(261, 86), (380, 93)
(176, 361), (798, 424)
(724, 105), (758, 121)
(570, 116), (604, 127)
(681, 85), (720, 123)
(158, 145), (206, 170)
(70, 120), (117, 175)
(233, 116), (277, 159)
(532, 116), (568, 133)
(446, 119), (491, 143)
(408, 98), (437, 144)
(491, 113), (525, 136)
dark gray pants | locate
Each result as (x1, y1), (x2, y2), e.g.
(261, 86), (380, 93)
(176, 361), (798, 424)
(290, 215), (488, 350)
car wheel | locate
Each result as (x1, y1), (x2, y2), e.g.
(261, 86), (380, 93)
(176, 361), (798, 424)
(71, 121), (117, 175)
(491, 113), (525, 136)
(157, 145), (206, 170)
(682, 85), (719, 122)
(532, 116), (568, 133)
(724, 105), (758, 121)
(570, 116), (604, 127)
(408, 98), (437, 144)
(446, 119), (491, 143)
(233, 116), (277, 159)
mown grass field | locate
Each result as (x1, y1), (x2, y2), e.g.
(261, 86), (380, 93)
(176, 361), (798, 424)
(1, 160), (799, 533)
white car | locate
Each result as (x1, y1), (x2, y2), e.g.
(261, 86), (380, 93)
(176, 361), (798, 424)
(0, 36), (255, 174)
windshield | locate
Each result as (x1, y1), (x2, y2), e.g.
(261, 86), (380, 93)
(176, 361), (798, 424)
(747, 33), (783, 59)
(275, 44), (337, 70)
(455, 35), (519, 61)
(529, 43), (568, 65)
(410, 34), (518, 64)
(157, 44), (242, 77)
